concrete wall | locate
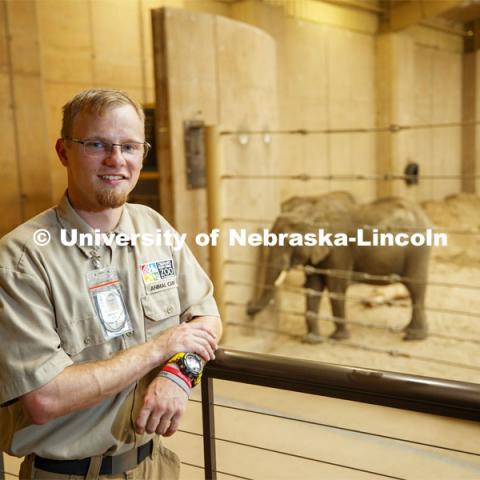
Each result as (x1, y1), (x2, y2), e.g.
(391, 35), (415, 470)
(0, 0), (229, 236)
(0, 0), (474, 237)
(376, 25), (463, 202)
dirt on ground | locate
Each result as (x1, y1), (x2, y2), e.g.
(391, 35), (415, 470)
(224, 193), (480, 384)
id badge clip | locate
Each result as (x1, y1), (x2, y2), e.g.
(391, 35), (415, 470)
(87, 266), (133, 340)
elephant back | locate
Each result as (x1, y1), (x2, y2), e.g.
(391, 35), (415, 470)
(353, 197), (432, 230)
(281, 191), (356, 214)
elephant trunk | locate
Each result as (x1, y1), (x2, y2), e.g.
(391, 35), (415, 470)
(247, 248), (290, 317)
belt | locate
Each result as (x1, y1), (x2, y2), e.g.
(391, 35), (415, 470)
(34, 440), (153, 476)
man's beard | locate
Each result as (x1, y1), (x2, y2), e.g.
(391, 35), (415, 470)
(96, 188), (129, 208)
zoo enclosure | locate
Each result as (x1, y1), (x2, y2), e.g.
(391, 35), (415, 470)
(205, 123), (480, 376)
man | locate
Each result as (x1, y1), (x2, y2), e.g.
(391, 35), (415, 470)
(0, 89), (222, 479)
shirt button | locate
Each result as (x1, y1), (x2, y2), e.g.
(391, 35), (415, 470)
(166, 305), (174, 315)
(84, 337), (91, 345)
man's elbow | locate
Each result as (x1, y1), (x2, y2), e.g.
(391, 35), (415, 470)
(21, 390), (57, 425)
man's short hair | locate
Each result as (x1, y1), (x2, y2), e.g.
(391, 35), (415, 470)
(61, 89), (145, 138)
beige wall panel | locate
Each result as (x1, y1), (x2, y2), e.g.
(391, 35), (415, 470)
(155, 8), (221, 264)
(406, 25), (463, 53)
(222, 134), (277, 177)
(477, 52), (480, 194)
(215, 14), (278, 302)
(0, 0), (8, 71)
(43, 82), (93, 202)
(328, 134), (355, 194)
(350, 132), (376, 202)
(5, 0), (40, 75)
(37, 0), (93, 84)
(282, 22), (328, 130)
(413, 129), (433, 201)
(414, 46), (433, 125)
(391, 34), (415, 127)
(13, 74), (52, 219)
(327, 29), (375, 130)
(0, 72), (21, 235)
(141, 1), (230, 98)
(431, 127), (461, 200)
(91, 0), (142, 88)
(283, 0), (378, 35)
(223, 178), (277, 223)
(141, 0), (165, 98)
(432, 49), (461, 123)
(274, 134), (308, 177)
(216, 20), (277, 129)
(303, 134), (329, 177)
(413, 41), (462, 201)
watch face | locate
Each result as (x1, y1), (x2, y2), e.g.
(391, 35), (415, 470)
(184, 353), (202, 374)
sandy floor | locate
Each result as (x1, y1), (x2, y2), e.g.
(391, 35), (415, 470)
(224, 193), (480, 384)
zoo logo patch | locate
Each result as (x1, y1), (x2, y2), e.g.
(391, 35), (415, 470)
(140, 259), (176, 294)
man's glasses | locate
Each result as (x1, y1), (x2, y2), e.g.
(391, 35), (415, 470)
(66, 138), (151, 160)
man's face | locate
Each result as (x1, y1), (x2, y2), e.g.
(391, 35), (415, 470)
(57, 104), (144, 211)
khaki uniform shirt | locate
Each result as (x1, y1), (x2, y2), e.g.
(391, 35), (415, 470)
(0, 194), (219, 459)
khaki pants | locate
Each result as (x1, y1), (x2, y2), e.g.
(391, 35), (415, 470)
(18, 437), (180, 480)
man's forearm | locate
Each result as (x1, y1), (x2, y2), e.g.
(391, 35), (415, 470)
(22, 338), (165, 424)
(22, 321), (218, 424)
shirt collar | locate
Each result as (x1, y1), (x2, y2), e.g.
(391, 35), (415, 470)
(55, 192), (136, 258)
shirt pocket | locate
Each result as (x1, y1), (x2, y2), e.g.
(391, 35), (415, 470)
(142, 287), (182, 340)
(57, 315), (118, 360)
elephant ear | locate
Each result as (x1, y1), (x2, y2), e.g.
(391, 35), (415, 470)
(295, 219), (331, 265)
(310, 245), (330, 265)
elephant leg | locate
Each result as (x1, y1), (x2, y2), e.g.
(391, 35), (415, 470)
(401, 247), (429, 341)
(402, 280), (428, 340)
(328, 275), (350, 340)
(302, 273), (325, 344)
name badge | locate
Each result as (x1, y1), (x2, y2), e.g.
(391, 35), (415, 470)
(140, 259), (177, 294)
(87, 266), (133, 340)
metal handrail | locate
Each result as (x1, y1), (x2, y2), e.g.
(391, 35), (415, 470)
(201, 348), (480, 479)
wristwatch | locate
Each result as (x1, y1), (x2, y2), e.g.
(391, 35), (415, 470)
(168, 352), (203, 386)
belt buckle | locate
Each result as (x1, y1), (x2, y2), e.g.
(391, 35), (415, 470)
(110, 447), (138, 475)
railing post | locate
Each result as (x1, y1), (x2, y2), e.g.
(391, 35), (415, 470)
(204, 126), (226, 339)
(201, 375), (217, 480)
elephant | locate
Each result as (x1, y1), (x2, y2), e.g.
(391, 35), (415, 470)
(246, 191), (432, 343)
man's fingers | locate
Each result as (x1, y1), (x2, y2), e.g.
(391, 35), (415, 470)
(163, 414), (180, 437)
(134, 407), (152, 434)
(145, 411), (162, 434)
(191, 331), (218, 351)
(156, 413), (173, 436)
(183, 323), (216, 340)
(190, 338), (215, 361)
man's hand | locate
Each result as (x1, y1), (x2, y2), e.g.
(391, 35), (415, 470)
(156, 322), (218, 363)
(135, 375), (189, 436)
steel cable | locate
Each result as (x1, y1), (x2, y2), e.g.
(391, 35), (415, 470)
(220, 120), (480, 136)
(178, 429), (407, 480)
(226, 302), (480, 345)
(226, 280), (480, 321)
(225, 259), (480, 291)
(187, 399), (480, 457)
(224, 313), (480, 372)
(221, 173), (480, 181)
(180, 461), (254, 480)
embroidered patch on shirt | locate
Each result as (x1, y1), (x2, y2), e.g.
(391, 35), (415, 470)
(141, 259), (177, 294)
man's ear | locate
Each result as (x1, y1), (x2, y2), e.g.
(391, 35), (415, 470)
(55, 138), (69, 166)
